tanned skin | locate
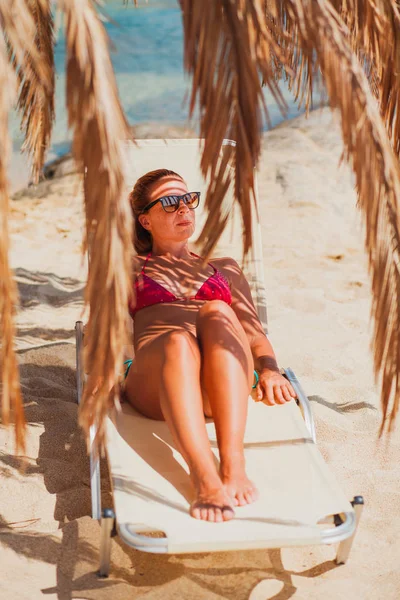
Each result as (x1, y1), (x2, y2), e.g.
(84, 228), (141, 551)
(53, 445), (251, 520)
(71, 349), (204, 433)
(124, 175), (296, 523)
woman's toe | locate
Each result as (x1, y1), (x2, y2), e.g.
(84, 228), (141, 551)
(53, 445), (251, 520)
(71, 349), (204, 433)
(215, 507), (223, 523)
(200, 507), (208, 520)
(222, 506), (235, 521)
(191, 506), (200, 519)
(237, 493), (247, 506)
(244, 491), (253, 504)
(207, 508), (216, 522)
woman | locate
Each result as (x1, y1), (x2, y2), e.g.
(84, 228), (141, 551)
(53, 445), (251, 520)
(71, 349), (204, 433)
(124, 168), (296, 524)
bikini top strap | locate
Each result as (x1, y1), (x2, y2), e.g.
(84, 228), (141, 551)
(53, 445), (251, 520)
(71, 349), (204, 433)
(141, 252), (152, 274)
(190, 251), (217, 274)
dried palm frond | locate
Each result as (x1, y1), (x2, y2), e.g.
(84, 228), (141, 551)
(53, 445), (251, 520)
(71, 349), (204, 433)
(3, 0), (53, 117)
(266, 0), (381, 114)
(0, 34), (25, 453)
(14, 0), (55, 184)
(333, 1), (400, 157)
(330, 0), (384, 63)
(263, 4), (292, 86)
(1, 0), (43, 66)
(1, 0), (52, 451)
(326, 0), (382, 101)
(274, 0), (400, 433)
(60, 0), (132, 448)
(180, 0), (289, 259)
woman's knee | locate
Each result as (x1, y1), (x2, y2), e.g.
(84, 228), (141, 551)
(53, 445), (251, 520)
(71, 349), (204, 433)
(197, 300), (253, 381)
(162, 329), (200, 360)
(196, 301), (242, 342)
(196, 299), (235, 327)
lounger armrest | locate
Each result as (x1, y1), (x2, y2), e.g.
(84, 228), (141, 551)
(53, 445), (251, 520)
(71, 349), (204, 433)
(282, 368), (317, 443)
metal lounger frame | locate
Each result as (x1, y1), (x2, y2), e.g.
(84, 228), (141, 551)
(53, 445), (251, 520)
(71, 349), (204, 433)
(75, 320), (364, 577)
(76, 137), (363, 576)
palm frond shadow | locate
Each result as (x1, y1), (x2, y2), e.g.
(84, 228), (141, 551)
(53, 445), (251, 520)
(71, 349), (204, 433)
(0, 516), (124, 599)
(234, 516), (306, 527)
(39, 521), (139, 596)
(112, 471), (308, 530)
(5, 347), (342, 598)
(0, 514), (95, 566)
(17, 326), (75, 341)
(2, 353), (135, 596)
(309, 395), (377, 413)
(113, 476), (188, 517)
(12, 175), (80, 201)
(18, 341), (76, 356)
(14, 267), (84, 310)
(0, 451), (41, 476)
(114, 411), (195, 505)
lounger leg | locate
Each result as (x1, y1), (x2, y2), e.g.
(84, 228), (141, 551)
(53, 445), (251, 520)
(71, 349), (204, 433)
(98, 509), (115, 578)
(336, 496), (364, 565)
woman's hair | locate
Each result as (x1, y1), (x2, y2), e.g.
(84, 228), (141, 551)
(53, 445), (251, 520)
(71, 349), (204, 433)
(129, 168), (184, 254)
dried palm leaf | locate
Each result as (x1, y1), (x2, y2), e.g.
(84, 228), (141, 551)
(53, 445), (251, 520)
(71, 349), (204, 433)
(266, 1), (380, 113)
(264, 8), (291, 85)
(0, 34), (25, 452)
(332, 1), (400, 157)
(60, 0), (132, 448)
(1, 0), (42, 65)
(274, 0), (400, 433)
(180, 0), (289, 259)
(1, 0), (52, 451)
(330, 0), (384, 62)
(2, 0), (53, 109)
(267, 0), (330, 113)
(324, 0), (381, 102)
(15, 0), (55, 184)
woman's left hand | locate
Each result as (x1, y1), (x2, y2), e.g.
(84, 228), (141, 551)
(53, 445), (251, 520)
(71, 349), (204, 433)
(255, 369), (296, 406)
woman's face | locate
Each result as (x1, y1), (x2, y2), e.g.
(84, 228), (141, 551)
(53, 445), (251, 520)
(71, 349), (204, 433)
(138, 176), (196, 245)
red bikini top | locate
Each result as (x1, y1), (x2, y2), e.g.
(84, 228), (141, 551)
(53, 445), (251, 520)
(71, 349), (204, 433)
(129, 252), (232, 318)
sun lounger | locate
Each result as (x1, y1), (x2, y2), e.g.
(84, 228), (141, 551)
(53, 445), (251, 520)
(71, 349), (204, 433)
(75, 139), (363, 577)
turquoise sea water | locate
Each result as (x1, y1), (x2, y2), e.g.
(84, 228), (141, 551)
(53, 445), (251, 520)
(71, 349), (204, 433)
(9, 0), (322, 166)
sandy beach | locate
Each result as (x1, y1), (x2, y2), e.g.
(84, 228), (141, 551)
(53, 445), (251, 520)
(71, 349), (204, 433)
(1, 107), (400, 599)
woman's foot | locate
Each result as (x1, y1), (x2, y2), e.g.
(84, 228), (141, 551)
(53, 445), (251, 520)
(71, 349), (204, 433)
(220, 453), (259, 507)
(190, 474), (235, 522)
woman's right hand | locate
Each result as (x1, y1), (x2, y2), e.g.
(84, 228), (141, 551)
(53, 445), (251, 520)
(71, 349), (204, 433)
(253, 369), (296, 406)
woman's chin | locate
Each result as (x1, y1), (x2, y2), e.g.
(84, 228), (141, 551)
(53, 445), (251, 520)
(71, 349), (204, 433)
(176, 225), (195, 239)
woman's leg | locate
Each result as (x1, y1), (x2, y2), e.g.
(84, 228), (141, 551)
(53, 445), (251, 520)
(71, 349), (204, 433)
(124, 330), (234, 522)
(197, 300), (259, 507)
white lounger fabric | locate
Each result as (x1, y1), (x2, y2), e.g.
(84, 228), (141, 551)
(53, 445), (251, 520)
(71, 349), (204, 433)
(104, 138), (354, 554)
(107, 399), (352, 553)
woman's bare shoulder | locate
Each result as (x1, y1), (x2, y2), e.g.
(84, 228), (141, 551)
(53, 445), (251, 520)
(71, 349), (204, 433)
(132, 254), (146, 272)
(212, 257), (243, 286)
(213, 256), (241, 274)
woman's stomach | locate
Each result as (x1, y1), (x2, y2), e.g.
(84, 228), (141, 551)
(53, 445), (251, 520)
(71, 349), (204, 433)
(133, 299), (206, 351)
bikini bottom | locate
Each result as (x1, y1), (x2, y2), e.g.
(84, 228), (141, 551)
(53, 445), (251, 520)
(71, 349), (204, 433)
(123, 359), (259, 389)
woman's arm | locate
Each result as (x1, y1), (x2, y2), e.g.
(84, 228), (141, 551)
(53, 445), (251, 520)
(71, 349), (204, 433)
(218, 257), (296, 405)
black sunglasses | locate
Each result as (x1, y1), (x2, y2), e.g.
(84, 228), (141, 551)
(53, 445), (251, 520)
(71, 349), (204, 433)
(141, 191), (201, 214)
